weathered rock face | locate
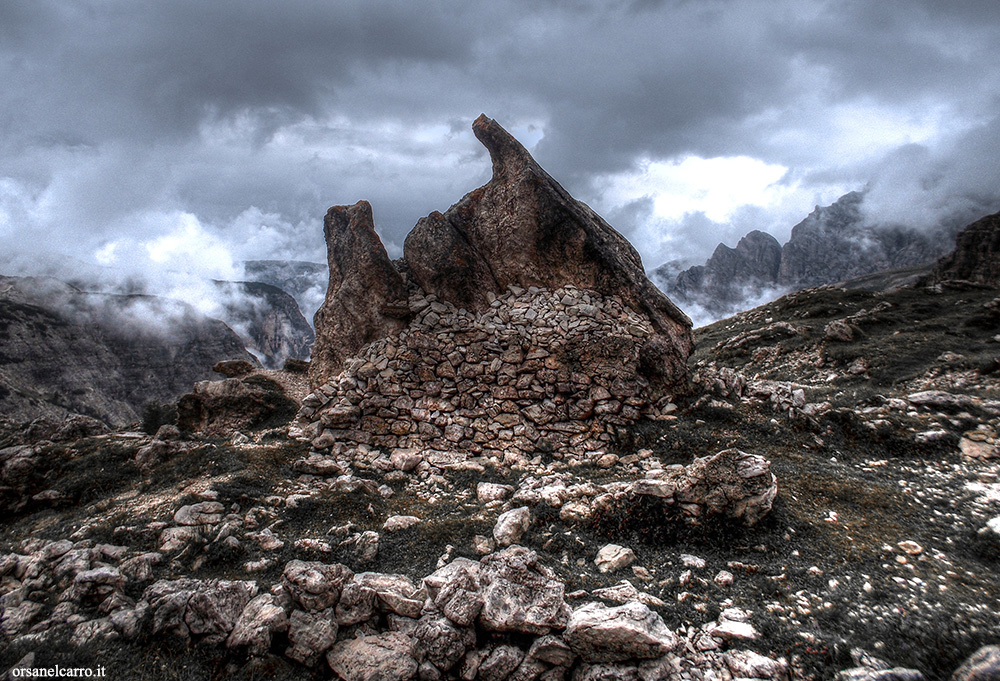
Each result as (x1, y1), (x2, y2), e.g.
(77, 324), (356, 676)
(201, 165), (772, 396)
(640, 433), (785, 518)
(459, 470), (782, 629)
(309, 116), (691, 393)
(243, 259), (328, 319)
(672, 231), (783, 309)
(926, 212), (1000, 287)
(404, 115), (691, 377)
(216, 280), (314, 369)
(176, 375), (298, 437)
(309, 201), (410, 388)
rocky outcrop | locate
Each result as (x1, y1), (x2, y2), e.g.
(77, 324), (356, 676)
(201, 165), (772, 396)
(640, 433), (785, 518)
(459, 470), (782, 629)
(506, 448), (778, 529)
(243, 259), (328, 317)
(671, 230), (783, 311)
(0, 275), (256, 428)
(308, 115), (691, 395)
(176, 375), (298, 437)
(404, 115), (691, 366)
(926, 212), (1000, 287)
(309, 201), (411, 388)
(299, 117), (693, 459)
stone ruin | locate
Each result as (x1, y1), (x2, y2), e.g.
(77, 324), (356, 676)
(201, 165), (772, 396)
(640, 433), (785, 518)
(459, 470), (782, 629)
(292, 115), (694, 462)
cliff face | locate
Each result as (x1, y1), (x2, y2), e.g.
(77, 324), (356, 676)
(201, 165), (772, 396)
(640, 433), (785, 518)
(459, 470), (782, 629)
(654, 191), (956, 322)
(776, 191), (945, 286)
(672, 231), (783, 308)
(242, 259), (328, 320)
(216, 280), (314, 369)
(0, 275), (255, 427)
(926, 211), (1000, 286)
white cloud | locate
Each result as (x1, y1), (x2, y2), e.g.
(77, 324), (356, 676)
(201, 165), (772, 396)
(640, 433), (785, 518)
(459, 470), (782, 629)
(599, 155), (792, 224)
(143, 213), (240, 280)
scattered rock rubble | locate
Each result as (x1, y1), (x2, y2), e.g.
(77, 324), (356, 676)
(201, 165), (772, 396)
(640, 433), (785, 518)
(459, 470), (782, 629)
(3, 531), (996, 681)
(0, 539), (781, 681)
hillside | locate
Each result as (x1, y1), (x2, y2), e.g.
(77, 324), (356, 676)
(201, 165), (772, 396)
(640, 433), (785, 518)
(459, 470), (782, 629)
(1, 118), (998, 681)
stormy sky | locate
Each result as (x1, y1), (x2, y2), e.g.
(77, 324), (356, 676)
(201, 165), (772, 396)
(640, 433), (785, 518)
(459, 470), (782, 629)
(2, 0), (1000, 301)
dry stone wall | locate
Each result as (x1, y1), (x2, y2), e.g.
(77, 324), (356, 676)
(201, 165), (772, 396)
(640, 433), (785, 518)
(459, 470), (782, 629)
(292, 282), (678, 464)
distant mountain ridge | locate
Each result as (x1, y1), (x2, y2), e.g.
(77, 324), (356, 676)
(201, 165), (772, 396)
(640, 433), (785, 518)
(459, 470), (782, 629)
(243, 259), (328, 323)
(0, 275), (256, 427)
(651, 191), (958, 323)
(214, 280), (314, 369)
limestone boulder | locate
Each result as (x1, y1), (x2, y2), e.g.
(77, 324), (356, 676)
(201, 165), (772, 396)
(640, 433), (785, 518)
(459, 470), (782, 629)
(326, 631), (419, 681)
(423, 557), (485, 627)
(281, 560), (353, 612)
(176, 376), (296, 436)
(354, 572), (424, 618)
(631, 448), (778, 526)
(412, 614), (476, 673)
(478, 546), (570, 635)
(145, 578), (258, 644)
(951, 645), (1000, 681)
(563, 601), (680, 663)
(493, 507), (532, 547)
(226, 593), (290, 656)
(286, 608), (338, 666)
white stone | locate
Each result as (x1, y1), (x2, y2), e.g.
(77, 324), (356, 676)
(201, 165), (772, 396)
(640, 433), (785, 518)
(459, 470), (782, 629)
(680, 554), (706, 569)
(477, 482), (515, 503)
(383, 515), (422, 532)
(707, 608), (759, 641)
(714, 570), (734, 586)
(493, 507), (532, 547)
(594, 544), (635, 573)
(564, 601), (680, 663)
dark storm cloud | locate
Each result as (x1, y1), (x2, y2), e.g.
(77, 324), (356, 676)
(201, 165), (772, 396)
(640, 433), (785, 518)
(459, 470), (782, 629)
(0, 0), (478, 147)
(2, 0), (1000, 292)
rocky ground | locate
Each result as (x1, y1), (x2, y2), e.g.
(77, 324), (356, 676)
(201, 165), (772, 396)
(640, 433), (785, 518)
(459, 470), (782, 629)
(1, 281), (998, 680)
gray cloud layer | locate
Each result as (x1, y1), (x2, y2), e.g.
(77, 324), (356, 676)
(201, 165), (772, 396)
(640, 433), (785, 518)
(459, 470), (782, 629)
(2, 0), (999, 291)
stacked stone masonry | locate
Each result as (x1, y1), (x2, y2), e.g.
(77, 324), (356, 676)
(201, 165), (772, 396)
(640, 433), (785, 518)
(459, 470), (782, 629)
(292, 283), (677, 463)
